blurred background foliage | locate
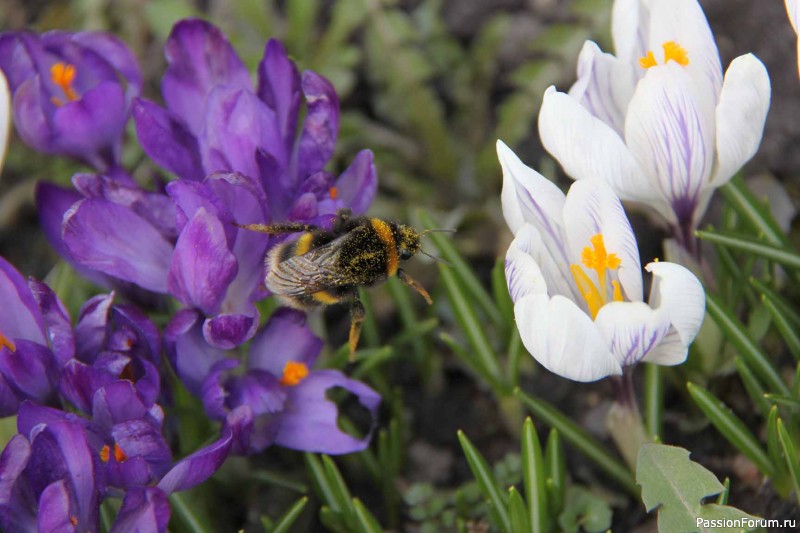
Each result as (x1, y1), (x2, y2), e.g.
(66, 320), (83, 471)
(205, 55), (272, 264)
(1, 0), (800, 531)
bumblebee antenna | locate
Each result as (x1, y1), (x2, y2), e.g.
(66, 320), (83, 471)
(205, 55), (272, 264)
(420, 250), (453, 267)
(420, 228), (457, 237)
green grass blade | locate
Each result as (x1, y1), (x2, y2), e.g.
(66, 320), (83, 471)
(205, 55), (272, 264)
(419, 211), (503, 327)
(749, 278), (800, 329)
(706, 293), (790, 396)
(545, 429), (565, 516)
(766, 406), (791, 494)
(457, 430), (511, 532)
(760, 293), (800, 361)
(521, 418), (547, 533)
(508, 486), (532, 533)
(720, 176), (790, 247)
(734, 357), (771, 416)
(304, 454), (338, 512)
(514, 389), (638, 495)
(777, 418), (800, 506)
(271, 497), (309, 533)
(643, 364), (664, 440)
(687, 382), (774, 477)
(764, 394), (800, 409)
(321, 455), (356, 526)
(715, 478), (731, 505)
(696, 230), (800, 270)
(440, 266), (506, 391)
(352, 498), (384, 533)
(492, 256), (514, 326)
(169, 492), (211, 533)
(386, 276), (428, 361)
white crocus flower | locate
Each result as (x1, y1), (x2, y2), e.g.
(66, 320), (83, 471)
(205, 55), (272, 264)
(499, 140), (705, 382)
(538, 0), (770, 249)
(0, 70), (9, 177)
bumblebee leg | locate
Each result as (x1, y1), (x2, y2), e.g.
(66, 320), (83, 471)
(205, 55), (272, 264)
(348, 296), (366, 361)
(235, 221), (318, 234)
(397, 269), (433, 305)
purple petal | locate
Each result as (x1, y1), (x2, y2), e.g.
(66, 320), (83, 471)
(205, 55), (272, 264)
(12, 77), (52, 154)
(59, 359), (115, 414)
(275, 370), (380, 454)
(200, 358), (239, 420)
(223, 405), (254, 456)
(202, 313), (257, 349)
(37, 480), (76, 533)
(167, 178), (229, 235)
(133, 98), (203, 181)
(111, 487), (170, 533)
(156, 429), (234, 494)
(27, 420), (98, 529)
(35, 182), (82, 261)
(0, 340), (57, 410)
(28, 280), (74, 365)
(225, 370), (285, 416)
(74, 293), (112, 363)
(257, 39), (301, 152)
(198, 86), (281, 180)
(51, 81), (127, 170)
(162, 19), (251, 134)
(63, 198), (173, 293)
(0, 256), (46, 345)
(296, 71), (339, 179)
(248, 309), (322, 375)
(107, 419), (172, 486)
(91, 380), (150, 426)
(72, 31), (142, 100)
(332, 150), (377, 215)
(164, 310), (226, 394)
(111, 304), (161, 364)
(286, 191), (319, 222)
(0, 435), (33, 531)
(168, 208), (237, 314)
(0, 32), (41, 90)
(71, 173), (177, 239)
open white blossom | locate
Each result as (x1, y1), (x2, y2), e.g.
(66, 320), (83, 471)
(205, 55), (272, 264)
(499, 140), (705, 382)
(539, 0), (770, 248)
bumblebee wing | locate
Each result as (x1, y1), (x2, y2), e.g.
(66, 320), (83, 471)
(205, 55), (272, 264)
(267, 235), (349, 296)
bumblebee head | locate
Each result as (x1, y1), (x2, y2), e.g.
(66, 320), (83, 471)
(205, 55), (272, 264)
(395, 225), (421, 261)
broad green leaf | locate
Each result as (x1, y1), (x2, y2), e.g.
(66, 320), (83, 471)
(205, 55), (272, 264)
(637, 444), (758, 533)
(557, 486), (612, 533)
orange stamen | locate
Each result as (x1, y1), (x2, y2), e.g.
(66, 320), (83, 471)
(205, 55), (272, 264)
(329, 187), (339, 200)
(70, 516), (78, 526)
(99, 445), (110, 463)
(638, 51), (657, 69)
(0, 332), (15, 352)
(570, 233), (624, 319)
(49, 62), (79, 105)
(279, 361), (309, 387)
(113, 443), (128, 462)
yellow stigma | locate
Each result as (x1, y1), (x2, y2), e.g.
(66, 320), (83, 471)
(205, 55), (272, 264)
(0, 332), (15, 352)
(639, 41), (689, 69)
(570, 233), (624, 319)
(50, 62), (79, 106)
(279, 361), (309, 387)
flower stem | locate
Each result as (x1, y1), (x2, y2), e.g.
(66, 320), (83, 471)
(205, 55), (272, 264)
(608, 370), (649, 471)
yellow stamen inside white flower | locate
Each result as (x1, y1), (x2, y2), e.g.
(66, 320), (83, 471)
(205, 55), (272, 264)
(639, 41), (689, 69)
(570, 234), (624, 319)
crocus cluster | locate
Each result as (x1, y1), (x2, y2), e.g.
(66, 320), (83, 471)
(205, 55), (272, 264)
(538, 0), (770, 253)
(0, 17), (382, 532)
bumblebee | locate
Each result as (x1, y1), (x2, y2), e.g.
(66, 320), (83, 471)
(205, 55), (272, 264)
(238, 208), (435, 355)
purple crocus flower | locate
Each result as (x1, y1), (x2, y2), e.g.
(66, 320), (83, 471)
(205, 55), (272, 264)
(133, 18), (377, 225)
(0, 255), (74, 415)
(165, 308), (380, 455)
(0, 402), (249, 532)
(0, 30), (142, 174)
